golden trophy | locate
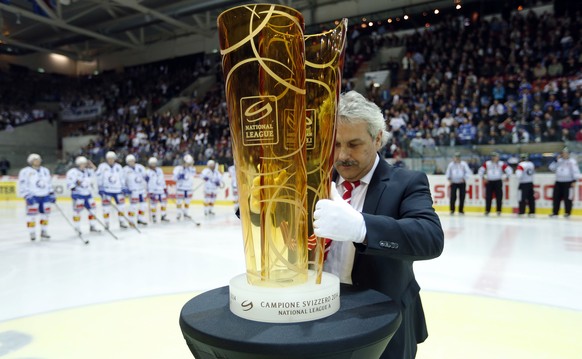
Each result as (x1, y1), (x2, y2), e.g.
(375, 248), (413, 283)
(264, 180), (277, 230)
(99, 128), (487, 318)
(218, 3), (347, 323)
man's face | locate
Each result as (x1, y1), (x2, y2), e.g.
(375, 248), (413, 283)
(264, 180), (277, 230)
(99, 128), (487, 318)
(334, 121), (381, 182)
(454, 156), (460, 163)
(107, 158), (115, 165)
(31, 159), (41, 168)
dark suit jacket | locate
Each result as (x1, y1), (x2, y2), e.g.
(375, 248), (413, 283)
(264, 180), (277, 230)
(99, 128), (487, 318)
(349, 158), (444, 359)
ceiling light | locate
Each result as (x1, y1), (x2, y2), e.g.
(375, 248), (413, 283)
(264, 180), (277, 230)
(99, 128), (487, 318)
(434, 9), (440, 14)
(403, 14), (409, 20)
(456, 4), (462, 10)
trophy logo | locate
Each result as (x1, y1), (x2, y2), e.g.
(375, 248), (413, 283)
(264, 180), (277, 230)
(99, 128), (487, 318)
(306, 109), (316, 150)
(241, 301), (254, 311)
(240, 96), (278, 146)
(282, 109), (316, 150)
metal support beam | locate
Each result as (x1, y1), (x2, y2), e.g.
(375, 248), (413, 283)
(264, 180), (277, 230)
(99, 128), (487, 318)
(66, 4), (101, 23)
(33, 0), (58, 20)
(0, 3), (138, 50)
(112, 0), (197, 33)
(0, 33), (78, 59)
(125, 30), (140, 45)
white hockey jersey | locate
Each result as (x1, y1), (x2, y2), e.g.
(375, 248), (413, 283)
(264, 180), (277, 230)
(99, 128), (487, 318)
(146, 167), (167, 194)
(123, 164), (147, 193)
(201, 167), (222, 191)
(445, 161), (471, 183)
(478, 160), (513, 181)
(96, 162), (124, 193)
(549, 158), (581, 182)
(173, 165), (197, 191)
(18, 166), (53, 198)
(515, 161), (535, 183)
(66, 167), (96, 196)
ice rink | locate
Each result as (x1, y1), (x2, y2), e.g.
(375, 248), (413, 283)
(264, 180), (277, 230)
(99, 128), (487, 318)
(1, 200), (581, 359)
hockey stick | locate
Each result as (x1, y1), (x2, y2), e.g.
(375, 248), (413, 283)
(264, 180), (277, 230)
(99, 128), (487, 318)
(88, 210), (119, 240)
(53, 202), (89, 245)
(109, 200), (142, 234)
(192, 181), (204, 192)
(183, 214), (201, 227)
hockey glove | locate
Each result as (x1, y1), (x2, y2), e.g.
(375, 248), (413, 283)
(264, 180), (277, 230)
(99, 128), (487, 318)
(25, 195), (35, 206)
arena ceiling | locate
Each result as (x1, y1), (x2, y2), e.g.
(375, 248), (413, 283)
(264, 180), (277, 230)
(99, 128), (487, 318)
(0, 0), (336, 59)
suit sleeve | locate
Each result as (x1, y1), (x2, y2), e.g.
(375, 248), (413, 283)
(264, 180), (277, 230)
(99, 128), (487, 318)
(357, 171), (444, 261)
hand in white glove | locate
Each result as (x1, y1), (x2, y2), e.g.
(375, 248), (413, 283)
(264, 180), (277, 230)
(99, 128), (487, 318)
(313, 182), (366, 243)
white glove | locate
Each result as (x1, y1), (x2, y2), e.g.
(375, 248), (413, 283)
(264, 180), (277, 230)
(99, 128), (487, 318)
(313, 182), (366, 243)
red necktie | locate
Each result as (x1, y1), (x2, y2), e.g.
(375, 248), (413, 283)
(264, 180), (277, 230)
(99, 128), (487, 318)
(342, 180), (360, 203)
(323, 181), (361, 259)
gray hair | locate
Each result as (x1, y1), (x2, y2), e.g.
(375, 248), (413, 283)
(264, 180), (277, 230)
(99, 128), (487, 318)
(337, 91), (389, 147)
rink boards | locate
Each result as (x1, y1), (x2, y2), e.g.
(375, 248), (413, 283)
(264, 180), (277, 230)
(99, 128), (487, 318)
(1, 173), (581, 215)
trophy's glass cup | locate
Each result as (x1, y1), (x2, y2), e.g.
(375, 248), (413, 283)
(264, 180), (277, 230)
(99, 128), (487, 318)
(218, 4), (346, 323)
(305, 19), (348, 284)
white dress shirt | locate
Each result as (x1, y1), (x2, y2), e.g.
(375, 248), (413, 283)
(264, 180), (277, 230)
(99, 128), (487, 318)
(324, 154), (380, 284)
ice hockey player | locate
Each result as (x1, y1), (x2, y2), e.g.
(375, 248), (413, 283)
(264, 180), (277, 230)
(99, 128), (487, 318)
(17, 153), (55, 241)
(146, 157), (169, 223)
(123, 154), (148, 226)
(549, 147), (581, 218)
(478, 151), (513, 216)
(515, 153), (536, 216)
(201, 160), (223, 216)
(66, 156), (100, 234)
(173, 154), (197, 220)
(227, 162), (238, 213)
(96, 151), (128, 229)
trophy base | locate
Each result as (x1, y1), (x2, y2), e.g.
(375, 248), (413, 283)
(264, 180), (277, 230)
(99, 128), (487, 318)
(229, 272), (340, 323)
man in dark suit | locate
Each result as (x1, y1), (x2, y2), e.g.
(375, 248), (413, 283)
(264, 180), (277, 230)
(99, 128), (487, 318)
(314, 91), (444, 359)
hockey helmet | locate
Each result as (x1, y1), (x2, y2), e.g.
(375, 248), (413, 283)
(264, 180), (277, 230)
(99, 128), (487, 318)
(75, 156), (88, 166)
(27, 153), (42, 165)
(125, 154), (136, 164)
(184, 154), (194, 164)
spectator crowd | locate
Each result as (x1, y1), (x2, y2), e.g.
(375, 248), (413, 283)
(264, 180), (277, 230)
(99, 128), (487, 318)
(3, 6), (582, 170)
(378, 8), (582, 157)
